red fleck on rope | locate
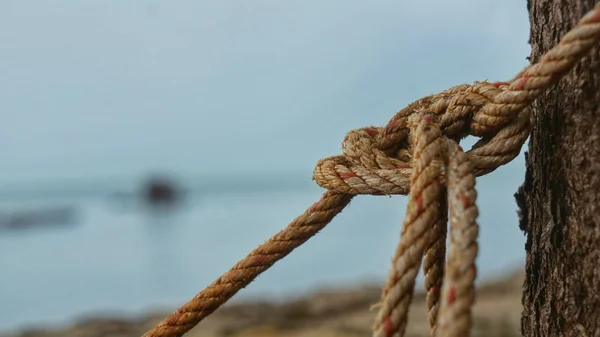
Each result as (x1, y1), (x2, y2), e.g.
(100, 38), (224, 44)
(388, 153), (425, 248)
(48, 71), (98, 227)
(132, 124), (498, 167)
(142, 3), (600, 337)
(371, 115), (446, 337)
(435, 139), (479, 337)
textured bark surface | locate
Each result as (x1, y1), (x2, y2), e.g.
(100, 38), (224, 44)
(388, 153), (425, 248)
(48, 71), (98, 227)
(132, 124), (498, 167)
(515, 0), (600, 336)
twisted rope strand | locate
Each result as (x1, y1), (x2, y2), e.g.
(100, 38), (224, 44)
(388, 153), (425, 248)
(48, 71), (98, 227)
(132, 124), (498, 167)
(141, 191), (352, 337)
(372, 116), (445, 337)
(142, 4), (600, 337)
(435, 141), (479, 337)
(423, 189), (448, 335)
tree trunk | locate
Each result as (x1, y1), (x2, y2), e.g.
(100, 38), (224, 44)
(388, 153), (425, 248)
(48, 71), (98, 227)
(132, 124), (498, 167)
(515, 0), (600, 336)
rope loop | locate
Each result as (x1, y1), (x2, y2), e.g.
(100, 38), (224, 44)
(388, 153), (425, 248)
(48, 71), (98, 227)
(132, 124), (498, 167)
(313, 81), (532, 197)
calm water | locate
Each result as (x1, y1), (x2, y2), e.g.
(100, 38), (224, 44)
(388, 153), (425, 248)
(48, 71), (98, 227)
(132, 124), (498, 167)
(0, 158), (527, 331)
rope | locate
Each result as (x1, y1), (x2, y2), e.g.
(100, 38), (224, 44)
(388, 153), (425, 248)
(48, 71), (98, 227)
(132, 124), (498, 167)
(371, 115), (446, 337)
(142, 3), (600, 337)
(369, 117), (480, 337)
(422, 186), (447, 333)
(435, 138), (479, 337)
(142, 191), (352, 337)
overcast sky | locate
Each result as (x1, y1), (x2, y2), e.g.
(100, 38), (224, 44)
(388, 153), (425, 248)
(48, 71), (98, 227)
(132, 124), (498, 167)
(0, 0), (530, 184)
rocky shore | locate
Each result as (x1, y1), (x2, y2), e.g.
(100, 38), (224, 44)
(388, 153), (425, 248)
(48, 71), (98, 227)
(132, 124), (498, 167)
(1, 270), (524, 337)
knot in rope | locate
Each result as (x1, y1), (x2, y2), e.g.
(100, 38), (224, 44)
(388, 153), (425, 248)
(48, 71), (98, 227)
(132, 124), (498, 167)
(313, 81), (532, 196)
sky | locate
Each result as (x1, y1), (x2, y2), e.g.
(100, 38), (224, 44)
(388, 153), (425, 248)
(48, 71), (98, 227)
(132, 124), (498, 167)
(0, 0), (531, 185)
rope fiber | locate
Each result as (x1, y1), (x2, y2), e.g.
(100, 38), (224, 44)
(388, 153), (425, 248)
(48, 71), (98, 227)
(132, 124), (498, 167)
(142, 4), (600, 337)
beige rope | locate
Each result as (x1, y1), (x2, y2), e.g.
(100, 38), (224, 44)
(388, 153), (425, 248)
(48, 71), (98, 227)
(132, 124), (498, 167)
(435, 139), (479, 337)
(371, 117), (480, 337)
(142, 3), (600, 337)
(142, 191), (352, 337)
(422, 186), (447, 334)
(371, 115), (446, 337)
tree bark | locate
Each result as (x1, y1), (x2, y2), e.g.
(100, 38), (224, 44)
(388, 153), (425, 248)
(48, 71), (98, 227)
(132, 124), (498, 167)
(516, 0), (600, 336)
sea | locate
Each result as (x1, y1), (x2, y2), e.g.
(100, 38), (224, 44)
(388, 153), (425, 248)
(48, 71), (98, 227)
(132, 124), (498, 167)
(0, 154), (527, 332)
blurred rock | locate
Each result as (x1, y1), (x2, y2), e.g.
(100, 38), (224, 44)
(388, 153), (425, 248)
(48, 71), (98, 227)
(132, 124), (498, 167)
(141, 175), (181, 207)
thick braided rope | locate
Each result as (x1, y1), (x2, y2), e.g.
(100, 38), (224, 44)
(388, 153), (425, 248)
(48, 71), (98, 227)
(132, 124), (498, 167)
(142, 4), (600, 337)
(434, 140), (479, 337)
(372, 116), (446, 337)
(141, 191), (352, 337)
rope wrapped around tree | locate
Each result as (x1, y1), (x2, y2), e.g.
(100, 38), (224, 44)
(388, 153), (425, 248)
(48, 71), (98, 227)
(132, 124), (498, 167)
(142, 4), (600, 337)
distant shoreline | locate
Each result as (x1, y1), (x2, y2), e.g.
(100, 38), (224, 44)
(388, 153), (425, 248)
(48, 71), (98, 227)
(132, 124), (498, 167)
(0, 269), (524, 337)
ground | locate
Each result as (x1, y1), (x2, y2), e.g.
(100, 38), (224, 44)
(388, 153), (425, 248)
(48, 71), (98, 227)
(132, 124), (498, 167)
(1, 270), (524, 337)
